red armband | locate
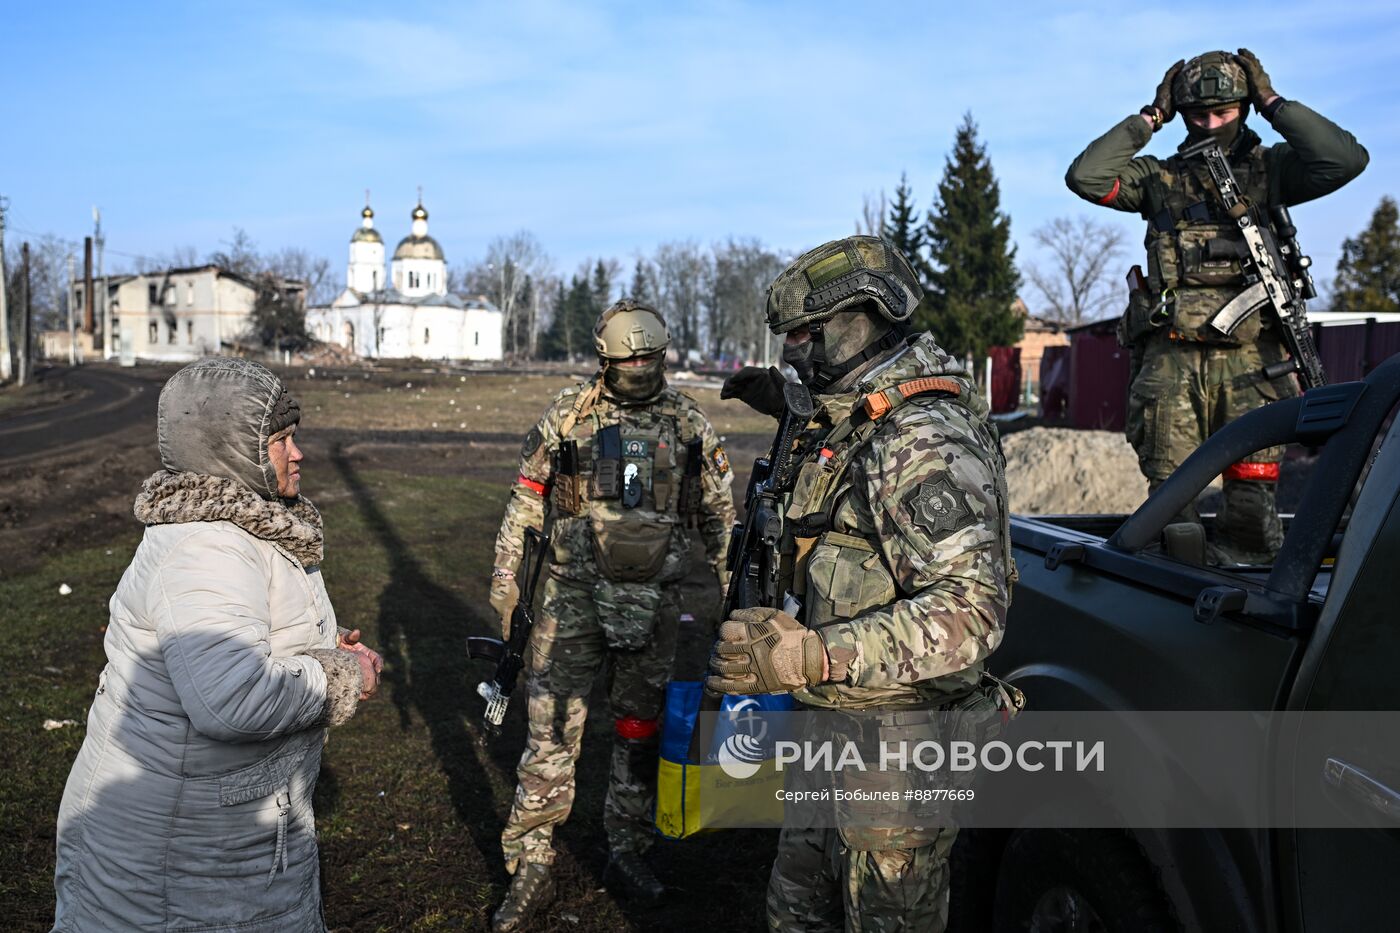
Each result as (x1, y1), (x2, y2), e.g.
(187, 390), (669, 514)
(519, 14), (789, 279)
(1223, 462), (1280, 483)
(1097, 178), (1122, 206)
(615, 716), (658, 740)
(517, 474), (551, 496)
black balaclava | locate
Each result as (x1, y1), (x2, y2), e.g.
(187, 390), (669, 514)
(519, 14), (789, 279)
(1183, 105), (1248, 150)
(602, 353), (666, 403)
(782, 305), (906, 393)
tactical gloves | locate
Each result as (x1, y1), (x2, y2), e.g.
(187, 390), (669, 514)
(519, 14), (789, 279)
(721, 366), (787, 418)
(489, 574), (520, 639)
(707, 607), (829, 694)
(1143, 59), (1185, 130)
(1234, 48), (1276, 110)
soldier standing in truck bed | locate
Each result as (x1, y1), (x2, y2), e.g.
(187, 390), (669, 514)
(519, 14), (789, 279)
(1066, 49), (1367, 563)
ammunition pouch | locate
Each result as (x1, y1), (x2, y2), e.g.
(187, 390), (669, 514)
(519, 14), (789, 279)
(593, 425), (621, 499)
(552, 440), (583, 515)
(590, 514), (673, 583)
(802, 531), (896, 630)
(1118, 287), (1165, 348)
(679, 438), (704, 521)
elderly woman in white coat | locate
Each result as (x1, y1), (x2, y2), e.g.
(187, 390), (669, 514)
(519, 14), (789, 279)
(53, 357), (381, 933)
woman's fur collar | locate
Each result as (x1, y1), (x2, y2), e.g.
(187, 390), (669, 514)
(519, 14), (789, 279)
(134, 470), (324, 567)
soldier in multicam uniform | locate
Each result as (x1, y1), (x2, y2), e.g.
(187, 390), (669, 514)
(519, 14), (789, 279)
(711, 236), (1017, 932)
(1067, 49), (1368, 563)
(487, 299), (736, 932)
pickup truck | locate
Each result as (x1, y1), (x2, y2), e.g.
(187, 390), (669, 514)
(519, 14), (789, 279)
(950, 353), (1400, 933)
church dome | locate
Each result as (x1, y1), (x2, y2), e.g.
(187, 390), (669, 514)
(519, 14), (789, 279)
(352, 202), (382, 243)
(393, 234), (444, 261)
(394, 196), (442, 260)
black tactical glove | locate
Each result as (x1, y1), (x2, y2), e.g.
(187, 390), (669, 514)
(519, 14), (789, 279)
(1142, 59), (1185, 130)
(721, 366), (786, 418)
(1234, 48), (1276, 110)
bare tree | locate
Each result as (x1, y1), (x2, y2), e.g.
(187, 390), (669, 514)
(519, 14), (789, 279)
(652, 241), (710, 366)
(1026, 216), (1127, 326)
(708, 238), (786, 363)
(265, 248), (333, 305)
(856, 190), (888, 236)
(459, 231), (552, 358)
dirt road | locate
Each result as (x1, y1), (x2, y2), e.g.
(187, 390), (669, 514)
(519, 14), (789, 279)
(0, 366), (164, 465)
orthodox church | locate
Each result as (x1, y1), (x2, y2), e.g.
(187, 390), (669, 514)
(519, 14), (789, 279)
(306, 197), (503, 361)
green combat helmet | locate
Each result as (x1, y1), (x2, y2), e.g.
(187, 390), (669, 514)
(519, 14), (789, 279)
(766, 236), (923, 391)
(1172, 51), (1249, 111)
(594, 298), (670, 359)
(766, 235), (922, 334)
(594, 299), (670, 401)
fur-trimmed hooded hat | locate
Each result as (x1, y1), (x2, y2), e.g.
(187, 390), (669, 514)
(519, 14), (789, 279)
(158, 357), (301, 500)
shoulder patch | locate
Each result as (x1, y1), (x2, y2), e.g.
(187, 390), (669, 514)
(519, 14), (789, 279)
(521, 426), (543, 459)
(710, 444), (730, 475)
(904, 477), (976, 538)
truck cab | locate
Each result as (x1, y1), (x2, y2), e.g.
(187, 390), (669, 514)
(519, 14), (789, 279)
(952, 355), (1400, 932)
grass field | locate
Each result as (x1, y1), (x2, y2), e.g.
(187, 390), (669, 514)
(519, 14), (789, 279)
(0, 371), (778, 932)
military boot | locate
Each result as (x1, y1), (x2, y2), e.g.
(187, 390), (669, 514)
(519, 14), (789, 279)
(604, 851), (665, 903)
(492, 862), (555, 933)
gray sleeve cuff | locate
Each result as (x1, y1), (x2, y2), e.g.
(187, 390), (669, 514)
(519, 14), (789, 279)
(306, 648), (362, 727)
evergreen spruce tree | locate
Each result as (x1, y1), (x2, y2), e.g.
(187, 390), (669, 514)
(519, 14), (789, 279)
(917, 113), (1023, 366)
(629, 259), (657, 307)
(1334, 196), (1400, 313)
(883, 172), (924, 262)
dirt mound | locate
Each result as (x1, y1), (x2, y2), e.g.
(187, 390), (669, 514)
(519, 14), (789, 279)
(1003, 427), (1149, 515)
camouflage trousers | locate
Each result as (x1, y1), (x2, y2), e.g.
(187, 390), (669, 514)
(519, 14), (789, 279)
(766, 825), (957, 933)
(1126, 332), (1299, 561)
(501, 573), (679, 872)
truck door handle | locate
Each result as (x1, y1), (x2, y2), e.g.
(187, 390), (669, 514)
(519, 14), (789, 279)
(1323, 757), (1400, 822)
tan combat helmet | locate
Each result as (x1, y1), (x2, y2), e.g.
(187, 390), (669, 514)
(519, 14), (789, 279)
(1173, 51), (1249, 111)
(594, 299), (670, 360)
(765, 236), (923, 336)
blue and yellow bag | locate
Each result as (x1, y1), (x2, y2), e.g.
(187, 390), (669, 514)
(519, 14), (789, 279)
(655, 681), (794, 839)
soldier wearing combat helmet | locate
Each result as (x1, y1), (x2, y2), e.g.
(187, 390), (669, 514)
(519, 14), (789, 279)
(487, 299), (736, 931)
(716, 237), (1018, 931)
(1067, 49), (1368, 563)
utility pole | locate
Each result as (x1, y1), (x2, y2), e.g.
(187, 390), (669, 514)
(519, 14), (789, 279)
(19, 242), (31, 386)
(83, 235), (95, 344)
(94, 207), (108, 358)
(67, 252), (78, 366)
(0, 195), (10, 382)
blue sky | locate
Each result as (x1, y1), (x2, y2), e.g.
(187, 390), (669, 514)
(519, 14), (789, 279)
(3, 0), (1396, 305)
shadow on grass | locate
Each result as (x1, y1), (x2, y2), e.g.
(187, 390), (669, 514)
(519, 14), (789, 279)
(329, 446), (511, 874)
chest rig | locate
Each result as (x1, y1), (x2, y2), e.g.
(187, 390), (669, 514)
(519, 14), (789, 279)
(773, 375), (1014, 709)
(549, 382), (705, 585)
(1142, 132), (1274, 344)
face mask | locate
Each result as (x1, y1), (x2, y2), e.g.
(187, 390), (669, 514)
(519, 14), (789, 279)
(603, 355), (665, 401)
(781, 308), (904, 393)
(1185, 113), (1243, 149)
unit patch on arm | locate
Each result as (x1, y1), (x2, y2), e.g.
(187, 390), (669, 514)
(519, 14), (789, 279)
(521, 426), (543, 458)
(711, 445), (730, 475)
(905, 477), (975, 537)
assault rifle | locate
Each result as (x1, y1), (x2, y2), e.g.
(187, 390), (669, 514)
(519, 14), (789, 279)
(722, 380), (816, 617)
(467, 526), (549, 738)
(1180, 137), (1326, 389)
(691, 380), (814, 756)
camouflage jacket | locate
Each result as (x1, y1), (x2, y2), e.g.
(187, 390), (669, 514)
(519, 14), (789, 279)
(780, 334), (1014, 710)
(1065, 100), (1368, 215)
(1066, 102), (1367, 346)
(493, 377), (736, 588)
